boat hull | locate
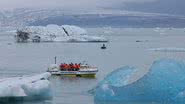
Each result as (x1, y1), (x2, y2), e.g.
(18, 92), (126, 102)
(47, 70), (98, 77)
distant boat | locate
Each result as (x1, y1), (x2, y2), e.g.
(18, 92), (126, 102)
(101, 44), (106, 49)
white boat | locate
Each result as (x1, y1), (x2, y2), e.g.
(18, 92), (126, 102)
(47, 64), (98, 77)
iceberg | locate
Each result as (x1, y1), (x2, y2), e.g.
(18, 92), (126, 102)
(0, 72), (52, 101)
(93, 59), (185, 103)
(15, 25), (108, 43)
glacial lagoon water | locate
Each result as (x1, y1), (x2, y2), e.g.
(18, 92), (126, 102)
(1, 28), (185, 104)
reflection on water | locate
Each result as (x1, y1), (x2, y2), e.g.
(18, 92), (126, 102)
(0, 97), (52, 104)
(94, 101), (174, 104)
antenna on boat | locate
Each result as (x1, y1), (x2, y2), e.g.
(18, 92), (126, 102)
(54, 56), (57, 64)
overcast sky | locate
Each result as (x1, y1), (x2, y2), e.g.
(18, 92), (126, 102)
(0, 0), (156, 10)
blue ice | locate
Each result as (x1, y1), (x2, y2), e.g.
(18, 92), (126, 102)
(94, 59), (185, 103)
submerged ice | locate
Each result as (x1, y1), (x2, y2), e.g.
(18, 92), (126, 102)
(0, 72), (52, 100)
(15, 25), (108, 42)
(94, 59), (185, 102)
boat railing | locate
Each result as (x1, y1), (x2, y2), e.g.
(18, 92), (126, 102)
(80, 65), (97, 69)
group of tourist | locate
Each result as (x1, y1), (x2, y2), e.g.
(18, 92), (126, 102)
(60, 63), (81, 71)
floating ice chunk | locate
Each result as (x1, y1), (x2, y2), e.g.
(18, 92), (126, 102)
(16, 25), (108, 42)
(148, 48), (185, 52)
(81, 35), (108, 42)
(98, 66), (138, 87)
(94, 59), (185, 103)
(22, 80), (51, 98)
(103, 27), (113, 34)
(0, 72), (52, 100)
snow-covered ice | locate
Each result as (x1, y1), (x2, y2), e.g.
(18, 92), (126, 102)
(16, 25), (108, 42)
(93, 59), (185, 103)
(0, 72), (52, 100)
(148, 48), (185, 52)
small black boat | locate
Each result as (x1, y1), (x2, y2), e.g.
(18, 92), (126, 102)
(101, 44), (106, 49)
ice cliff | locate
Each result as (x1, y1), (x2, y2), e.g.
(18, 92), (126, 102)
(94, 59), (185, 103)
(0, 72), (52, 100)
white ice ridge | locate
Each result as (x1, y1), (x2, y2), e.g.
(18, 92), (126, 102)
(0, 72), (52, 99)
(16, 24), (108, 42)
(147, 48), (185, 52)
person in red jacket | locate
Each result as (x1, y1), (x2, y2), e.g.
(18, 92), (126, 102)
(63, 63), (68, 71)
(73, 63), (78, 71)
(76, 64), (80, 71)
(59, 63), (63, 70)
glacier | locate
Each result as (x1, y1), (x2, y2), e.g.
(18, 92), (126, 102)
(15, 25), (108, 42)
(0, 72), (52, 101)
(94, 59), (185, 103)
